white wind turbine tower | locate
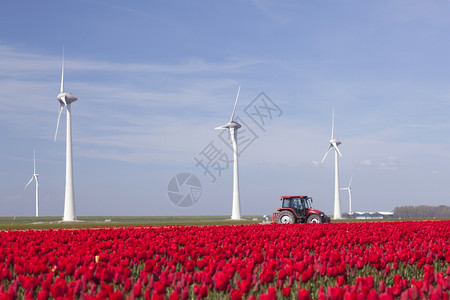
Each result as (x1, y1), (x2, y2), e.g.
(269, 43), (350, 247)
(25, 149), (39, 217)
(215, 86), (242, 220)
(340, 175), (353, 213)
(321, 109), (343, 219)
(54, 49), (78, 221)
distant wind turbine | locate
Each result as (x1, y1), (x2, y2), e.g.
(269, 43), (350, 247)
(24, 149), (39, 217)
(215, 86), (242, 220)
(321, 109), (342, 219)
(340, 175), (353, 213)
(54, 48), (78, 221)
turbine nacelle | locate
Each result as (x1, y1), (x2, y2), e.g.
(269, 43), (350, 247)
(215, 121), (242, 130)
(57, 92), (77, 105)
(330, 138), (341, 146)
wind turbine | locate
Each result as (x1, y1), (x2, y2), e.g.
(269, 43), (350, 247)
(54, 48), (78, 221)
(215, 86), (242, 220)
(25, 149), (39, 217)
(321, 109), (342, 219)
(340, 175), (353, 213)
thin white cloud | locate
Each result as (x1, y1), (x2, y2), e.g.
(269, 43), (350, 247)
(360, 160), (372, 166)
(96, 0), (166, 21)
(250, 0), (301, 24)
(0, 44), (266, 75)
(378, 156), (400, 171)
(70, 57), (266, 74)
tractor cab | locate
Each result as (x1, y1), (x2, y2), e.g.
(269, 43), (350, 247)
(280, 196), (310, 222)
(274, 195), (330, 224)
(281, 195), (312, 209)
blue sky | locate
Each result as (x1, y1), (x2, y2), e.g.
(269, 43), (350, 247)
(1, 0), (450, 217)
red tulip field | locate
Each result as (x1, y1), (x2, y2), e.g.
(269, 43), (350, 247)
(1, 221), (449, 299)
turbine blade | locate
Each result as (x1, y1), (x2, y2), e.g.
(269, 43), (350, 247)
(348, 175), (353, 187)
(229, 85), (241, 122)
(60, 46), (65, 93)
(33, 149), (36, 173)
(331, 108), (335, 139)
(215, 125), (228, 130)
(334, 144), (343, 157)
(54, 102), (64, 142)
(321, 146), (332, 164)
(25, 176), (33, 189)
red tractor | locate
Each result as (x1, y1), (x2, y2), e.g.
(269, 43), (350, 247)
(273, 195), (330, 224)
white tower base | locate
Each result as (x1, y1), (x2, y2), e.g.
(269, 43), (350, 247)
(35, 182), (39, 217)
(230, 127), (241, 220)
(334, 150), (341, 219)
(63, 103), (76, 221)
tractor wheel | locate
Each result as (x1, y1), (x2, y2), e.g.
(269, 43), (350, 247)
(276, 211), (295, 224)
(307, 215), (321, 223)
